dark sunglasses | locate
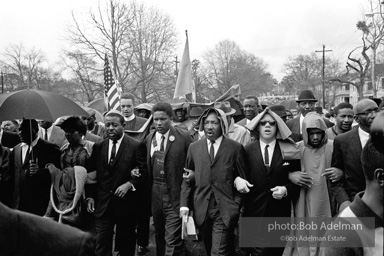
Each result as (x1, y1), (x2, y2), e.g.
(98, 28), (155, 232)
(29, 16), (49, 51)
(260, 120), (276, 126)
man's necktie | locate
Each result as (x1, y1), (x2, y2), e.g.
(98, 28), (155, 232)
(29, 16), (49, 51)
(264, 144), (269, 168)
(110, 140), (117, 165)
(209, 140), (215, 162)
(160, 135), (165, 152)
(44, 128), (48, 141)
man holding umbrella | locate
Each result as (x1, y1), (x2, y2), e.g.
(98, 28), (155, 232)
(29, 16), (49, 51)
(9, 119), (61, 216)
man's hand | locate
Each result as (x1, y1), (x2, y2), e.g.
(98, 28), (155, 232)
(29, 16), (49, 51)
(131, 168), (141, 178)
(183, 168), (195, 183)
(339, 200), (351, 213)
(114, 182), (132, 198)
(29, 161), (39, 176)
(322, 167), (343, 182)
(180, 209), (189, 219)
(270, 186), (287, 200)
(234, 177), (253, 193)
(289, 171), (313, 188)
(87, 198), (95, 213)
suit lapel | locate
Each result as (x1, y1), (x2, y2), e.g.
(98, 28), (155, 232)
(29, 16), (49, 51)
(351, 129), (362, 156)
(110, 135), (126, 169)
(254, 141), (269, 173)
(212, 137), (225, 166)
(164, 126), (175, 157)
(268, 142), (281, 173)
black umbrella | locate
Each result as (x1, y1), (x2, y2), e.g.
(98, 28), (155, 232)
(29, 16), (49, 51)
(0, 89), (89, 122)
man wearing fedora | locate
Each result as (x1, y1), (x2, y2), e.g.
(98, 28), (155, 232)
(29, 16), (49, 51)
(187, 106), (205, 142)
(286, 90), (318, 142)
(269, 105), (288, 123)
(215, 101), (251, 146)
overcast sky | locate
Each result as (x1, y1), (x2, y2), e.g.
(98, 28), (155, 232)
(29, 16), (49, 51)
(0, 0), (368, 81)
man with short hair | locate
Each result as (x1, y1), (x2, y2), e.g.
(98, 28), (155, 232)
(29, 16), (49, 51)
(83, 108), (106, 140)
(237, 95), (259, 126)
(10, 119), (61, 216)
(120, 93), (147, 131)
(38, 120), (67, 148)
(145, 102), (192, 256)
(330, 99), (379, 213)
(320, 140), (383, 255)
(86, 110), (147, 256)
(286, 90), (317, 142)
(326, 102), (354, 140)
(180, 107), (248, 256)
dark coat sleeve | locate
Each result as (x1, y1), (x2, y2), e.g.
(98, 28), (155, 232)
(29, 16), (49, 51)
(0, 146), (11, 206)
(330, 136), (349, 205)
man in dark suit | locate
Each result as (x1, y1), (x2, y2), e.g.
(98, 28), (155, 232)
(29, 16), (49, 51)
(286, 90), (333, 142)
(243, 109), (300, 256)
(38, 120), (67, 148)
(145, 102), (192, 256)
(0, 125), (21, 149)
(329, 99), (379, 213)
(236, 95), (259, 127)
(180, 107), (248, 256)
(120, 93), (147, 131)
(86, 110), (147, 256)
(9, 119), (61, 216)
(0, 202), (95, 255)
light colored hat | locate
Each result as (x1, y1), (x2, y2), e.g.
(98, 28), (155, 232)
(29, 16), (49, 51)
(214, 101), (236, 116)
(353, 99), (378, 115)
(105, 109), (125, 120)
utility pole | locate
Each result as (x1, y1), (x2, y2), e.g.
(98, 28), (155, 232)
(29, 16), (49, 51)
(174, 56), (180, 78)
(316, 45), (332, 109)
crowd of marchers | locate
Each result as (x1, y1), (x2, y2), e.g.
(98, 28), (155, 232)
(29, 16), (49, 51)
(0, 90), (383, 256)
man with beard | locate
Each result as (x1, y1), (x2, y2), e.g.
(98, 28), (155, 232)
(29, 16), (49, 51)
(325, 102), (354, 140)
(237, 95), (259, 127)
(180, 107), (248, 256)
(145, 102), (192, 256)
(330, 99), (379, 213)
(9, 119), (61, 216)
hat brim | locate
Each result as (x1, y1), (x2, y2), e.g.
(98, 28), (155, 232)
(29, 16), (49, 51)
(224, 108), (236, 116)
(296, 99), (318, 103)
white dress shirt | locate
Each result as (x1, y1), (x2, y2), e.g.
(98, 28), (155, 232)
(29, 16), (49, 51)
(21, 137), (40, 164)
(259, 139), (276, 166)
(206, 135), (223, 158)
(108, 135), (124, 163)
(299, 114), (305, 134)
(150, 130), (170, 157)
(358, 127), (370, 149)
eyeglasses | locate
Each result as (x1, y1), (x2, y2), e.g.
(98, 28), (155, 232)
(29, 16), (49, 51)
(260, 120), (276, 126)
(356, 108), (379, 116)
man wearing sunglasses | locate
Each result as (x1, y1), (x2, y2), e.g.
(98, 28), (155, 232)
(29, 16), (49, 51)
(329, 99), (379, 214)
(237, 108), (301, 256)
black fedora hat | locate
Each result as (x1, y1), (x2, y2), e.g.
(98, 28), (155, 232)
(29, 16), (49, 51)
(269, 105), (287, 118)
(296, 90), (318, 103)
